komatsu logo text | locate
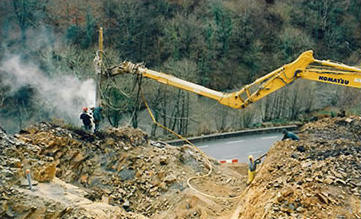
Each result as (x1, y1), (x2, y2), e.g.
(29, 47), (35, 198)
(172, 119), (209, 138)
(318, 76), (349, 85)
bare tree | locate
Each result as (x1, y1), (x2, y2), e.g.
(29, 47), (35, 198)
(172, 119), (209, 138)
(214, 104), (230, 131)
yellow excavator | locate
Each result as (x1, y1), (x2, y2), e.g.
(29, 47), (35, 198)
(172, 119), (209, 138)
(106, 50), (361, 110)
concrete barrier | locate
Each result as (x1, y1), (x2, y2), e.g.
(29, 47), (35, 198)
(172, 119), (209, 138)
(166, 125), (299, 146)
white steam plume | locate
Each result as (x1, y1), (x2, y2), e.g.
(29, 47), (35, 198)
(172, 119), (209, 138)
(0, 56), (96, 127)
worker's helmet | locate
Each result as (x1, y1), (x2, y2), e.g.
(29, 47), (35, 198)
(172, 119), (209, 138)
(248, 155), (254, 160)
(82, 107), (88, 112)
(282, 129), (287, 134)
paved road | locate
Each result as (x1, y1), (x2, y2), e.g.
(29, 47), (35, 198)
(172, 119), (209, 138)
(195, 132), (283, 163)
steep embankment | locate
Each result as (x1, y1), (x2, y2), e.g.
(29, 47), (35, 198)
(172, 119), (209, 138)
(238, 117), (361, 219)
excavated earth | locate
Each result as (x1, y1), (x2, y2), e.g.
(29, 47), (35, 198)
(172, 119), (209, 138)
(0, 117), (360, 218)
(238, 117), (361, 219)
(0, 122), (247, 219)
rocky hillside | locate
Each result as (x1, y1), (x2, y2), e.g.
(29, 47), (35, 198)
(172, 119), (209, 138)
(1, 117), (361, 218)
(238, 117), (361, 219)
(0, 122), (246, 218)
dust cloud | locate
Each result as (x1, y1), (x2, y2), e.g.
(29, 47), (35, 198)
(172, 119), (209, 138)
(0, 56), (95, 132)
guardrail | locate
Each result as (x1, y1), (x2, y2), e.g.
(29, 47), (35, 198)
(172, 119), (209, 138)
(166, 125), (299, 146)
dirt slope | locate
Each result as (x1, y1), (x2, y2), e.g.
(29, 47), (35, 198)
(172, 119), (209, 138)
(237, 117), (361, 219)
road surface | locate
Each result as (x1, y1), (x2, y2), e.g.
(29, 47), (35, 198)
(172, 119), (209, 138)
(195, 132), (283, 163)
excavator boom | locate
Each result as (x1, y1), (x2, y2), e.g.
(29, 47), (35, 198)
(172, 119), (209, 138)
(107, 50), (361, 109)
(108, 62), (224, 101)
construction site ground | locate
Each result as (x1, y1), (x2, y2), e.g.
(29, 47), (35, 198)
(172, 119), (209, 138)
(0, 117), (360, 218)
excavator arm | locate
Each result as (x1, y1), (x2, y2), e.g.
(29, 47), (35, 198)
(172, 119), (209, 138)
(107, 50), (361, 109)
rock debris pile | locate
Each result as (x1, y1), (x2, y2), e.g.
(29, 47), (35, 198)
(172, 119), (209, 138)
(0, 122), (246, 218)
(239, 117), (361, 219)
(2, 117), (360, 218)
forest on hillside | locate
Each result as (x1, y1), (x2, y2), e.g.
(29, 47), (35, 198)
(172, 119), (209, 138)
(1, 0), (361, 136)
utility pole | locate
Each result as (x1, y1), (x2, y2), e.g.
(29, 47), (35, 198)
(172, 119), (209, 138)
(95, 27), (103, 107)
